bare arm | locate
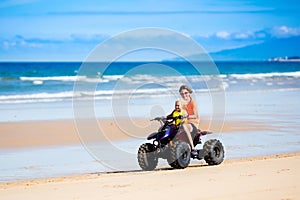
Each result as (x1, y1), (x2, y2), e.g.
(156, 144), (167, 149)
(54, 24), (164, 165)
(187, 99), (199, 120)
(166, 110), (174, 119)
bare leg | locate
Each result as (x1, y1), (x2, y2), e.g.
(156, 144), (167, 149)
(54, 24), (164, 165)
(182, 123), (195, 150)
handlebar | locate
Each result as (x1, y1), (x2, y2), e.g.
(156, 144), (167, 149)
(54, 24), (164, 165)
(150, 116), (165, 121)
(150, 115), (187, 122)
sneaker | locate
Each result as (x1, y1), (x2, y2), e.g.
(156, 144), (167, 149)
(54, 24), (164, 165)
(191, 149), (198, 157)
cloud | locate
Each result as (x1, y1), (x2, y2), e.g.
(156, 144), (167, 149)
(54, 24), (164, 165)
(210, 25), (300, 41)
(234, 33), (250, 39)
(1, 35), (43, 49)
(0, 34), (110, 51)
(192, 25), (300, 52)
(269, 26), (300, 38)
(0, 30), (211, 61)
(0, 35), (93, 61)
(2, 25), (300, 61)
(215, 31), (230, 39)
(0, 35), (85, 51)
(69, 34), (108, 43)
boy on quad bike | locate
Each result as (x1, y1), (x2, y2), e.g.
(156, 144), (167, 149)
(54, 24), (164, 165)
(166, 99), (188, 127)
(166, 99), (198, 157)
(137, 111), (224, 170)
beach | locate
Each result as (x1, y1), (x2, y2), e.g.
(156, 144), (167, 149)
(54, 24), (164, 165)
(0, 117), (271, 149)
(1, 0), (300, 198)
(0, 90), (300, 200)
(1, 153), (299, 200)
(0, 62), (300, 199)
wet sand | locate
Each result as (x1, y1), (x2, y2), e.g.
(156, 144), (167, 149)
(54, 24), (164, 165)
(0, 118), (271, 149)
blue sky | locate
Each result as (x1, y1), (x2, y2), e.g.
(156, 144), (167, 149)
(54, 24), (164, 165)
(0, 0), (299, 61)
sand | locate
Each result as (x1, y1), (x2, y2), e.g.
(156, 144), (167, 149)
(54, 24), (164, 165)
(0, 153), (299, 200)
(0, 118), (271, 149)
(1, 118), (299, 199)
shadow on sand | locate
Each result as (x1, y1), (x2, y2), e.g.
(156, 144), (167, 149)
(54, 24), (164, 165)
(91, 163), (209, 176)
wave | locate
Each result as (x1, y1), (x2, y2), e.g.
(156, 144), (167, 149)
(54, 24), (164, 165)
(1, 84), (299, 104)
(0, 92), (75, 100)
(1, 71), (299, 104)
(16, 71), (300, 83)
(20, 76), (78, 81)
(228, 71), (300, 79)
(19, 76), (109, 83)
(0, 86), (211, 104)
(102, 75), (124, 80)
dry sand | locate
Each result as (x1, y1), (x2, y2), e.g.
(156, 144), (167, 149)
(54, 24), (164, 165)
(0, 153), (299, 200)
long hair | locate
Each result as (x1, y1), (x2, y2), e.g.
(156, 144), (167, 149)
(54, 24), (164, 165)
(179, 85), (193, 94)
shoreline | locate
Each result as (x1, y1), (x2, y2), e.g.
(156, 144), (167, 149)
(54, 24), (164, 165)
(1, 152), (299, 200)
(2, 116), (299, 184)
(0, 151), (299, 185)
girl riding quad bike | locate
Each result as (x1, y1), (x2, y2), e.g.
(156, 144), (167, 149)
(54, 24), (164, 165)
(137, 115), (224, 170)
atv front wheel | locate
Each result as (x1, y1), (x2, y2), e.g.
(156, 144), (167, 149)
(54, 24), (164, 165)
(204, 139), (224, 165)
(137, 143), (158, 171)
(167, 141), (191, 169)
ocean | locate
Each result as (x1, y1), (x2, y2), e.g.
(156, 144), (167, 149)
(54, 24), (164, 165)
(0, 61), (299, 105)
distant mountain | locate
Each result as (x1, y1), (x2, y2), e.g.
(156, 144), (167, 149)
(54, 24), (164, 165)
(210, 36), (300, 61)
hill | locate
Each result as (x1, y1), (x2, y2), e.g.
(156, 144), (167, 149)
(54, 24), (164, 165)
(210, 36), (300, 61)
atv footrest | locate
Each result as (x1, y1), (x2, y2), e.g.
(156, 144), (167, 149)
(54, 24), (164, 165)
(196, 149), (205, 160)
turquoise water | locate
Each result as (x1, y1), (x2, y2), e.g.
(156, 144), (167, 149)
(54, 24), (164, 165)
(0, 61), (299, 121)
(0, 61), (299, 105)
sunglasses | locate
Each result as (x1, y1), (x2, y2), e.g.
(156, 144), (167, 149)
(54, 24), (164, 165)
(180, 92), (189, 95)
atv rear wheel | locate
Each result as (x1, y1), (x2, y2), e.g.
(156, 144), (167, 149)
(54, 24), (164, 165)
(137, 143), (158, 171)
(167, 141), (191, 169)
(203, 139), (224, 165)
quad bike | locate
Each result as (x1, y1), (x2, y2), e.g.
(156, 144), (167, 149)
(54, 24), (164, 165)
(137, 116), (224, 170)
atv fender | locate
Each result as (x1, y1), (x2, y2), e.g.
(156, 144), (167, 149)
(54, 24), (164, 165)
(147, 132), (158, 140)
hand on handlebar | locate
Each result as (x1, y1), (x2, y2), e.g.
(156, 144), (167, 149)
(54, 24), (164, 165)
(183, 114), (189, 119)
(150, 116), (166, 121)
(179, 115), (189, 119)
(173, 115), (188, 120)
